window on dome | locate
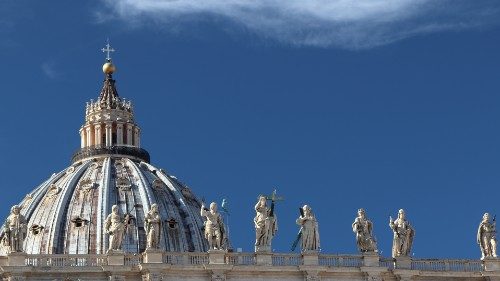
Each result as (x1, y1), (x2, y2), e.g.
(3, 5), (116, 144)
(167, 218), (177, 229)
(71, 217), (88, 228)
(30, 225), (44, 235)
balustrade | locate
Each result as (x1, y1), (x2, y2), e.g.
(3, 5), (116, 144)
(411, 259), (482, 272)
(15, 253), (485, 273)
(25, 255), (107, 267)
(319, 255), (363, 267)
(271, 253), (302, 266)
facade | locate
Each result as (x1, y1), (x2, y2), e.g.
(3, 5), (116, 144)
(1, 49), (500, 281)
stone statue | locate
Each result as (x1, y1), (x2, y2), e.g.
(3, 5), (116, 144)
(477, 212), (497, 259)
(145, 203), (161, 251)
(104, 205), (130, 253)
(200, 202), (226, 250)
(352, 208), (377, 252)
(296, 205), (320, 252)
(2, 205), (27, 253)
(254, 195), (278, 252)
(389, 209), (415, 258)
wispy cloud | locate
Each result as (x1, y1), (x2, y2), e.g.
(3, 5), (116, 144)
(100, 0), (500, 49)
(41, 62), (59, 79)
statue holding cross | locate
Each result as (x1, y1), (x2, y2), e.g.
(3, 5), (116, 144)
(254, 189), (283, 252)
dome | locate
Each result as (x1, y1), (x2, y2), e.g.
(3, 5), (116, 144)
(0, 50), (210, 255)
(1, 158), (207, 255)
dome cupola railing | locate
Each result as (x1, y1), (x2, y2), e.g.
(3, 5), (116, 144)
(71, 144), (150, 163)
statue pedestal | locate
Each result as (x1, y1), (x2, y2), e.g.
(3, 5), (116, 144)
(107, 250), (125, 266)
(255, 252), (272, 266)
(143, 249), (164, 264)
(394, 256), (411, 269)
(255, 245), (271, 252)
(483, 257), (500, 271)
(255, 246), (272, 253)
(362, 252), (380, 267)
(208, 249), (227, 264)
(7, 252), (26, 266)
(302, 251), (319, 266)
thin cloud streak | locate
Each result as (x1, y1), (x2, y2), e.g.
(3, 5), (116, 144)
(101, 0), (500, 49)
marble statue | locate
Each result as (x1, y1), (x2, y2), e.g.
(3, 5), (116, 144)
(296, 205), (320, 252)
(477, 212), (497, 259)
(389, 209), (415, 258)
(145, 203), (161, 251)
(2, 205), (27, 252)
(104, 205), (130, 252)
(200, 202), (226, 250)
(254, 195), (278, 252)
(352, 208), (377, 252)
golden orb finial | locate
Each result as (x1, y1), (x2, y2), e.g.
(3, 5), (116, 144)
(102, 62), (116, 74)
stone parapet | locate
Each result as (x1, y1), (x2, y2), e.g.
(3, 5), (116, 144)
(0, 252), (493, 280)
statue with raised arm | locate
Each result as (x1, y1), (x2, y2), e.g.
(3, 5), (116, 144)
(478, 213), (497, 259)
(200, 202), (226, 250)
(296, 205), (320, 252)
(104, 205), (130, 253)
(254, 195), (278, 252)
(389, 209), (415, 258)
(145, 203), (161, 251)
(2, 205), (27, 253)
(352, 208), (377, 252)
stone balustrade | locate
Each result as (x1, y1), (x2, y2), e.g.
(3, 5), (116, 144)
(25, 254), (108, 267)
(410, 259), (483, 272)
(271, 253), (303, 266)
(0, 252), (484, 272)
(0, 252), (496, 281)
(318, 254), (364, 267)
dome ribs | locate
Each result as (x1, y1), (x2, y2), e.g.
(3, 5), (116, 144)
(49, 161), (91, 254)
(63, 160), (103, 254)
(129, 173), (147, 253)
(126, 159), (157, 252)
(11, 157), (214, 255)
(152, 166), (208, 252)
(145, 172), (183, 252)
(39, 172), (74, 253)
(97, 158), (112, 254)
(88, 161), (104, 254)
(116, 160), (141, 254)
(64, 165), (93, 254)
(168, 177), (207, 251)
(14, 170), (66, 255)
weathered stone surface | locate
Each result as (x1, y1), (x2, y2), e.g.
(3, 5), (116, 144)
(201, 203), (226, 251)
(208, 249), (227, 264)
(389, 209), (415, 258)
(296, 205), (320, 253)
(353, 209), (377, 253)
(478, 213), (498, 260)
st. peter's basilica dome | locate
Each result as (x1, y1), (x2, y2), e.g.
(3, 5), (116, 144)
(0, 56), (209, 255)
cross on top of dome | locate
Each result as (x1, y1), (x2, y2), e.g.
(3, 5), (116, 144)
(101, 40), (117, 75)
(101, 40), (115, 62)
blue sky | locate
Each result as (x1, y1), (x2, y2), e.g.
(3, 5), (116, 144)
(1, 0), (500, 258)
